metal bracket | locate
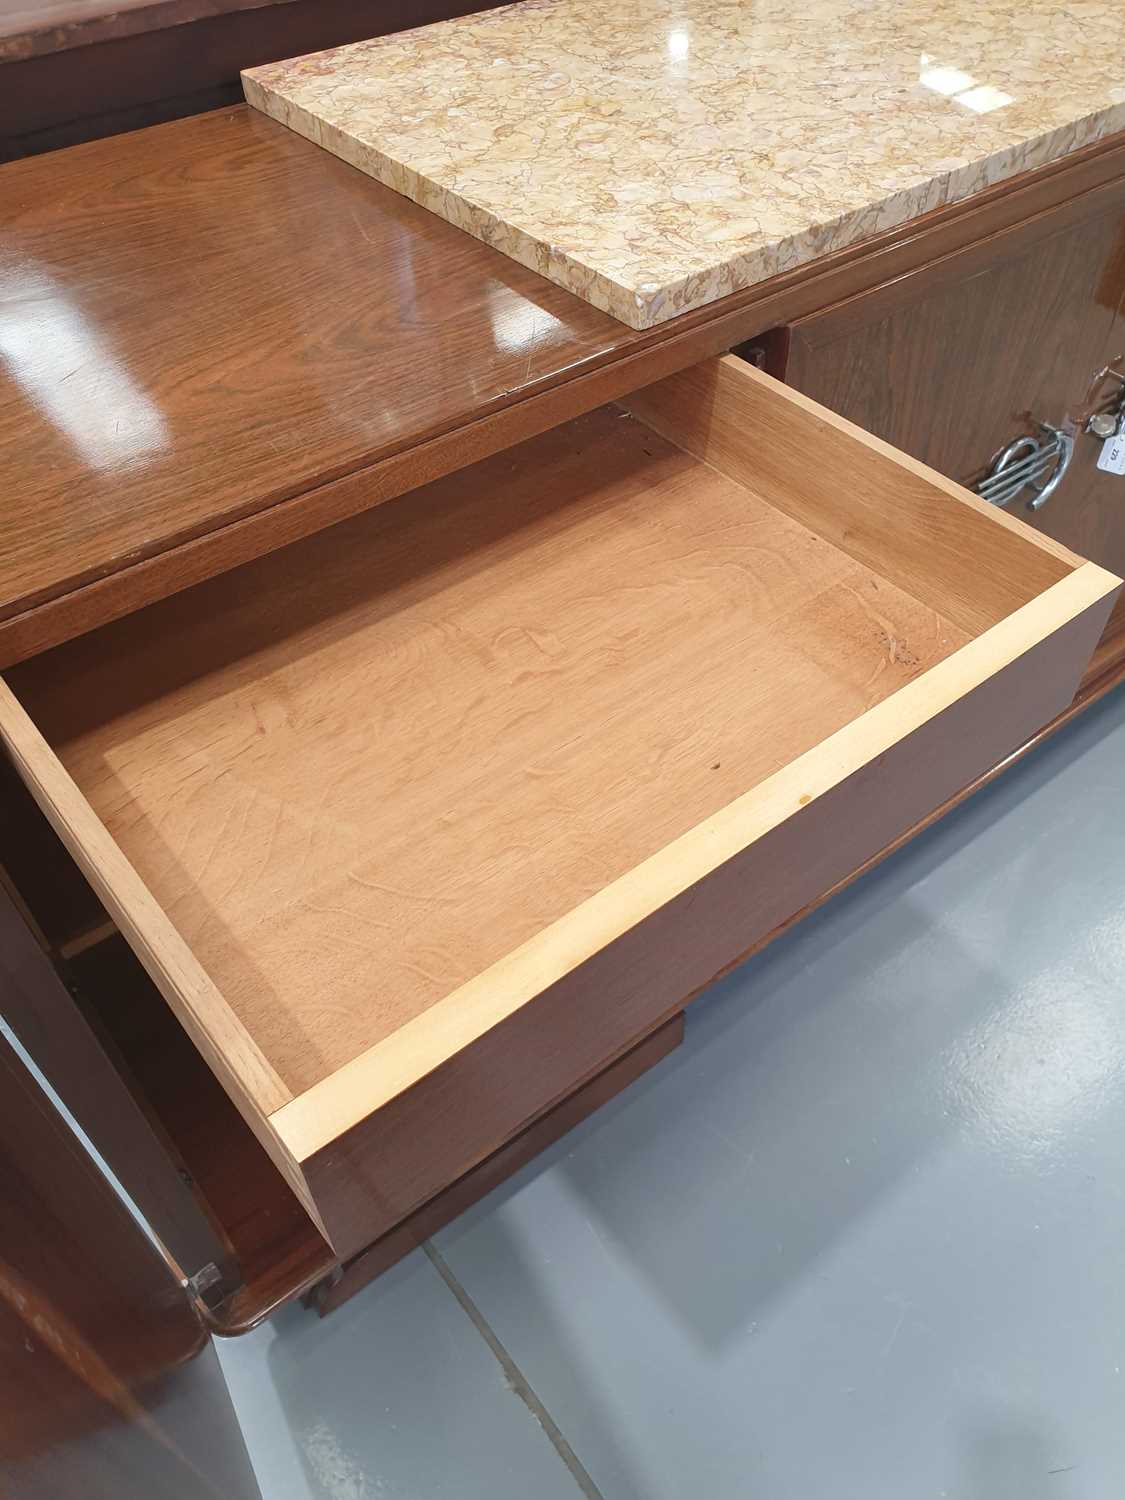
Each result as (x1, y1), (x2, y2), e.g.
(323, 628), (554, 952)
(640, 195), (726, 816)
(185, 1261), (226, 1310)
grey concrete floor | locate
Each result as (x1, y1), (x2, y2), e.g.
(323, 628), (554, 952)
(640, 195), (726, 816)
(217, 684), (1125, 1500)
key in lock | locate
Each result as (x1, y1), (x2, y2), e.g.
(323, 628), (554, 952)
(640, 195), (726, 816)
(1085, 364), (1125, 474)
(1084, 362), (1125, 440)
(1087, 410), (1122, 440)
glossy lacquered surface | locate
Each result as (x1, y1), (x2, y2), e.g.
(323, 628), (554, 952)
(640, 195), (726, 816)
(0, 105), (634, 623)
(0, 1012), (261, 1500)
(786, 174), (1125, 581)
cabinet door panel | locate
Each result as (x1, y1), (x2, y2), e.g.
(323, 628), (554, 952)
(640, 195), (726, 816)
(786, 190), (1125, 579)
(0, 886), (261, 1500)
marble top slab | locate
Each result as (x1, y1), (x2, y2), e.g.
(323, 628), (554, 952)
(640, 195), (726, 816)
(244, 0), (1125, 329)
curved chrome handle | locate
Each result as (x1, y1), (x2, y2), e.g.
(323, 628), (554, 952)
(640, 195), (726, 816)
(1026, 425), (1074, 510)
(989, 433), (1040, 484)
(976, 422), (1074, 511)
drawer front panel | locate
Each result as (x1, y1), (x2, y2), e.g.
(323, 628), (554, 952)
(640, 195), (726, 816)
(280, 586), (1114, 1258)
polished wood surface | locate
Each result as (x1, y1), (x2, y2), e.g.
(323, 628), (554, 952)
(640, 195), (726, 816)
(0, 105), (634, 626)
(0, 1019), (261, 1499)
(1046, 423), (1125, 582)
(2, 116), (1124, 666)
(786, 171), (1125, 581)
(7, 391), (969, 1100)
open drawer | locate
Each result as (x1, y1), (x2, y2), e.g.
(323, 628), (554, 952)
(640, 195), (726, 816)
(1, 356), (1118, 1260)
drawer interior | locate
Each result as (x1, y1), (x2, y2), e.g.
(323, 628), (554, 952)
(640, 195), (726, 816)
(6, 388), (972, 1088)
(1, 355), (1116, 1251)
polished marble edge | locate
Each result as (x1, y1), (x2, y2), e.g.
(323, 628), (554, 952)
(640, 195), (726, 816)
(243, 83), (1125, 329)
(243, 0), (1125, 330)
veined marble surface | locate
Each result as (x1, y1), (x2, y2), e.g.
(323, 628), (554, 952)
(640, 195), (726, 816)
(244, 0), (1125, 329)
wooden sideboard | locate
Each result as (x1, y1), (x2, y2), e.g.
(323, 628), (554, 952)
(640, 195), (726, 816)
(1, 107), (1123, 1325)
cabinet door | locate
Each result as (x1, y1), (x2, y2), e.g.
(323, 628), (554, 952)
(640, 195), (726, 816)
(0, 884), (261, 1500)
(785, 185), (1125, 578)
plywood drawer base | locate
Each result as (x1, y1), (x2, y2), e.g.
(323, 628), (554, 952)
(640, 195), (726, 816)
(1, 356), (1118, 1260)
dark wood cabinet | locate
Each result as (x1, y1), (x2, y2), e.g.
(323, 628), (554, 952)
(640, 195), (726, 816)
(0, 928), (262, 1500)
(784, 180), (1125, 581)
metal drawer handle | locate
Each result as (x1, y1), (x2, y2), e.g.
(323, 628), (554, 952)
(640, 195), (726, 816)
(975, 422), (1074, 511)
